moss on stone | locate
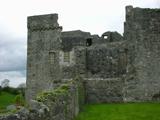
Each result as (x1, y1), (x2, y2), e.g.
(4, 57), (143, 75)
(59, 83), (70, 90)
(36, 82), (72, 102)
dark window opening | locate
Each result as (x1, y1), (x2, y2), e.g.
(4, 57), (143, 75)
(86, 38), (92, 46)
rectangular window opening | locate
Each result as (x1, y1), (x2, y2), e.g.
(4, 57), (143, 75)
(49, 52), (56, 64)
(64, 52), (70, 63)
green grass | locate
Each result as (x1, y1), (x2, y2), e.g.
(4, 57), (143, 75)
(0, 92), (16, 110)
(75, 103), (160, 120)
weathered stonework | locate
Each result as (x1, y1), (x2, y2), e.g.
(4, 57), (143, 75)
(1, 5), (160, 120)
(124, 6), (160, 101)
(84, 78), (124, 103)
(0, 79), (84, 120)
(26, 5), (160, 106)
(26, 14), (63, 102)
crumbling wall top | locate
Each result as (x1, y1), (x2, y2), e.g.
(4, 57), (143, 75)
(125, 5), (160, 21)
(27, 14), (62, 31)
(101, 31), (123, 42)
(62, 30), (91, 38)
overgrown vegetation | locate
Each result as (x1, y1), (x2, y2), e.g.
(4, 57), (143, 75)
(14, 94), (25, 106)
(75, 103), (160, 120)
(0, 86), (26, 113)
(36, 83), (71, 102)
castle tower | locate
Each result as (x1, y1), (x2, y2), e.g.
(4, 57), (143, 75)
(124, 6), (160, 101)
(26, 14), (62, 102)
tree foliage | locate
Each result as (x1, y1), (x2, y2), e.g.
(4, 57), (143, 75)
(1, 79), (10, 88)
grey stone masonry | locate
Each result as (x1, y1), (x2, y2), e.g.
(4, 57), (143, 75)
(26, 14), (62, 103)
(1, 80), (84, 120)
(3, 5), (160, 120)
(84, 78), (124, 103)
(26, 6), (160, 105)
(124, 6), (160, 101)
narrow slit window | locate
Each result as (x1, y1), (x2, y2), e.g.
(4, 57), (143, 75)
(64, 52), (70, 63)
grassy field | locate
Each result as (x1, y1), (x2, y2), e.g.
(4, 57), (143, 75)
(0, 92), (16, 109)
(75, 103), (160, 120)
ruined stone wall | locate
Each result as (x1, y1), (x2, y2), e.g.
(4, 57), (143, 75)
(102, 31), (123, 42)
(86, 43), (127, 78)
(25, 5), (160, 107)
(124, 6), (160, 101)
(84, 78), (124, 103)
(59, 50), (76, 80)
(74, 47), (87, 78)
(60, 31), (90, 80)
(26, 14), (62, 102)
(73, 42), (127, 103)
(61, 30), (91, 51)
(0, 80), (85, 120)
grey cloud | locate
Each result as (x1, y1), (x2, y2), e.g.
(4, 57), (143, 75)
(0, 31), (26, 72)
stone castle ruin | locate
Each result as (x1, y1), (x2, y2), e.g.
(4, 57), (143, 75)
(26, 5), (160, 104)
(1, 5), (160, 120)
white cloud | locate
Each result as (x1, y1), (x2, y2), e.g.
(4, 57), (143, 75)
(0, 33), (26, 72)
(0, 71), (26, 87)
(0, 0), (159, 36)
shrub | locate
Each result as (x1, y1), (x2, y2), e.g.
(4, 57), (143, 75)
(14, 94), (25, 107)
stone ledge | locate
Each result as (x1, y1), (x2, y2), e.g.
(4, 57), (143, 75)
(28, 26), (62, 32)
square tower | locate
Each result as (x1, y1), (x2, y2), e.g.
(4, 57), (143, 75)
(26, 14), (62, 102)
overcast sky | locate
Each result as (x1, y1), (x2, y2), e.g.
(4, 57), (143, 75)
(0, 0), (159, 87)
